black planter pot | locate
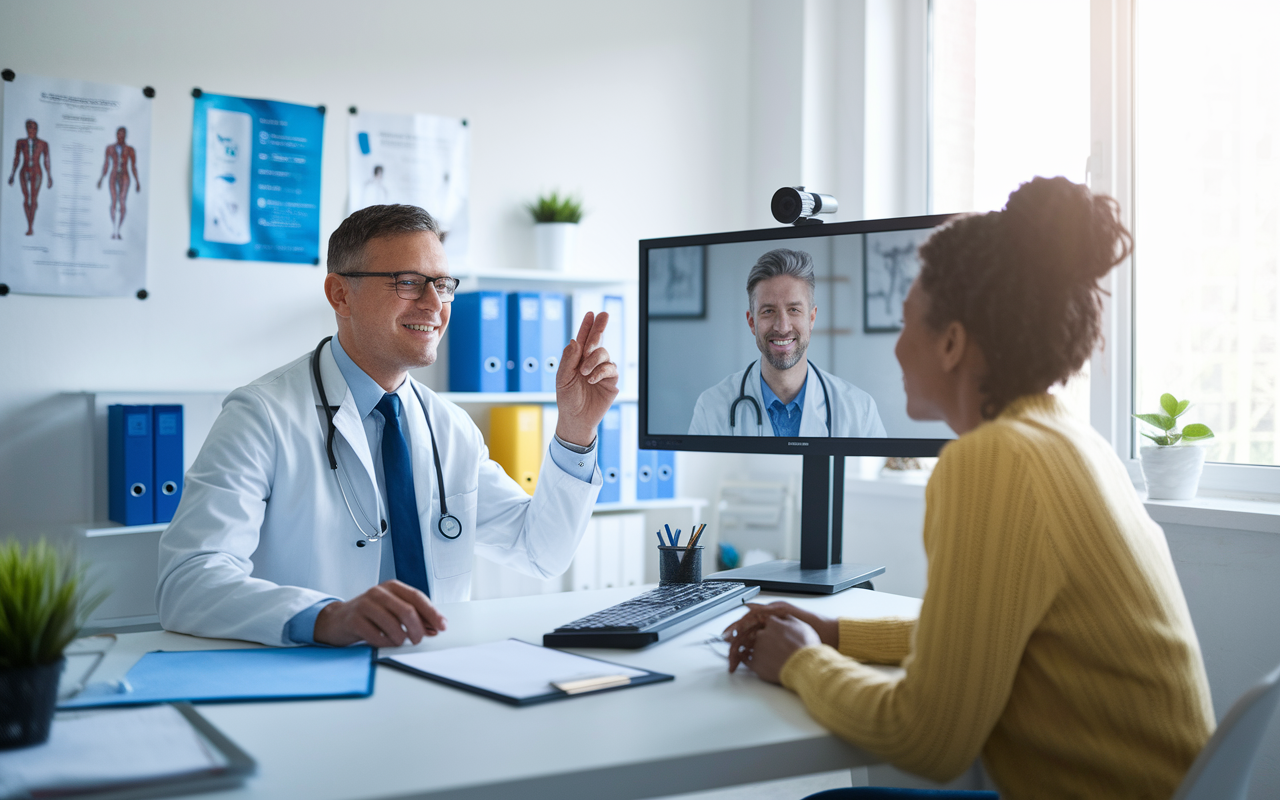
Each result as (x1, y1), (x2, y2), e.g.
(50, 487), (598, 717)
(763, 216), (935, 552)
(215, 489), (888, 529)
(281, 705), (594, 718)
(0, 658), (65, 750)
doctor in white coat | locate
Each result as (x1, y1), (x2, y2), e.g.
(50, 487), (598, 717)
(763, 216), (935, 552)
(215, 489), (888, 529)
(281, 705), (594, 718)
(157, 205), (617, 647)
(688, 248), (886, 438)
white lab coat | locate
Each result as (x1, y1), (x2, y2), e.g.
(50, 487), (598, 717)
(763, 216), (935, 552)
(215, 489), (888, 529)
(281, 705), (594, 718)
(156, 343), (601, 646)
(687, 362), (887, 437)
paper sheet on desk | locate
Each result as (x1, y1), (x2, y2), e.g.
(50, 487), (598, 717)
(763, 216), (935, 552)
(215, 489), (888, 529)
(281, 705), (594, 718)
(386, 639), (649, 701)
(0, 705), (223, 799)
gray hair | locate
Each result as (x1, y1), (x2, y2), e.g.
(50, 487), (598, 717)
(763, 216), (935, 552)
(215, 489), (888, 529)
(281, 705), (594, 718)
(327, 204), (441, 274)
(746, 248), (816, 310)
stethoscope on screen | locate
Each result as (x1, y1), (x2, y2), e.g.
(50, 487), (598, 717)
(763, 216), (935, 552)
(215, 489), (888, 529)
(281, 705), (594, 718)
(728, 359), (833, 435)
(311, 336), (462, 547)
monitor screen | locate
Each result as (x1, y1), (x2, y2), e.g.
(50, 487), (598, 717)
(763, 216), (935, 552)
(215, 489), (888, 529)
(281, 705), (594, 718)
(640, 214), (957, 457)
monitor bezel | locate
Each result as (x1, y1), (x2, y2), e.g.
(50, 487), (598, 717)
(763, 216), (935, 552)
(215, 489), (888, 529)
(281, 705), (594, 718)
(639, 212), (957, 457)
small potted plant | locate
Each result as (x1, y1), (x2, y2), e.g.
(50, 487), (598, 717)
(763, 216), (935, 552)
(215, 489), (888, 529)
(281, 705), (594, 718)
(0, 540), (105, 749)
(526, 190), (583, 273)
(1134, 393), (1215, 500)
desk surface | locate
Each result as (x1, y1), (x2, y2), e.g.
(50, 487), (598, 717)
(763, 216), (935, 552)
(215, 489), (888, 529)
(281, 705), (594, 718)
(85, 587), (921, 800)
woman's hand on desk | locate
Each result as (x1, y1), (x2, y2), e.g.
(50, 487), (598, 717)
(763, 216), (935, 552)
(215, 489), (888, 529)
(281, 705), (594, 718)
(723, 602), (836, 683)
(314, 580), (448, 647)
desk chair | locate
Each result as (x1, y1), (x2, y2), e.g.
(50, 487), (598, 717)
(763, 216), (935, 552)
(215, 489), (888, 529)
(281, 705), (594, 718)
(1172, 661), (1280, 800)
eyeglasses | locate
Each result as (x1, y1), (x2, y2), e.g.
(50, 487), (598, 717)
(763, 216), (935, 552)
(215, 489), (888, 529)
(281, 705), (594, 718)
(339, 271), (459, 302)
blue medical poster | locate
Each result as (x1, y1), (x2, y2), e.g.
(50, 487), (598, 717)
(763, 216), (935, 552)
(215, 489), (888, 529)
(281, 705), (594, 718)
(189, 92), (323, 264)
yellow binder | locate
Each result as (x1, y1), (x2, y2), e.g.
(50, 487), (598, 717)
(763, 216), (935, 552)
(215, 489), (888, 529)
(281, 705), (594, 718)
(489, 406), (542, 495)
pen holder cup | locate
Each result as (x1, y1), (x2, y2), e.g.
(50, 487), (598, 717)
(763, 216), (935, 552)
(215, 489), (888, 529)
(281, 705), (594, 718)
(658, 546), (703, 585)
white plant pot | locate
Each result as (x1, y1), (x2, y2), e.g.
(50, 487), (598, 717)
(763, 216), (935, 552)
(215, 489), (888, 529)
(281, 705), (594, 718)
(1139, 445), (1207, 500)
(534, 222), (578, 273)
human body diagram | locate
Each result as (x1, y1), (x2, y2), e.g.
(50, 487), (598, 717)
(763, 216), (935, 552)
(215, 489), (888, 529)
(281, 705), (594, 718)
(7, 120), (53, 236)
(97, 127), (140, 239)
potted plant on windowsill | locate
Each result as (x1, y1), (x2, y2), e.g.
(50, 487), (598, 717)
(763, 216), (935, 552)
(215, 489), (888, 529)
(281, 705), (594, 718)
(0, 540), (105, 749)
(1134, 393), (1215, 501)
(526, 191), (583, 273)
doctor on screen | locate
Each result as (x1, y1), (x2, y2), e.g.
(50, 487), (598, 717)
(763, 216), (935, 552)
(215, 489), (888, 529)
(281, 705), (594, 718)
(156, 205), (618, 648)
(688, 248), (885, 438)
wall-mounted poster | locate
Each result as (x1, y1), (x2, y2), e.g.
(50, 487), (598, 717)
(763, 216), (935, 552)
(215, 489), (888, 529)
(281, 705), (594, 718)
(0, 72), (152, 297)
(863, 228), (931, 332)
(348, 111), (470, 267)
(189, 91), (324, 264)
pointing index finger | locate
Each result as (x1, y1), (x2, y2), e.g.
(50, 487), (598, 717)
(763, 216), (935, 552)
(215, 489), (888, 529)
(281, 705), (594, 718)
(573, 311), (595, 348)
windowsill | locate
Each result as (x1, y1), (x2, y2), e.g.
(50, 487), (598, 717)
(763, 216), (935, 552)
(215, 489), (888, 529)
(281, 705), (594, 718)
(845, 472), (1280, 533)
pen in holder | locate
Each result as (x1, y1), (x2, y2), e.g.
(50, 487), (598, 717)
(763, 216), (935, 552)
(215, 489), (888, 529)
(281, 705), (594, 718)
(658, 545), (704, 585)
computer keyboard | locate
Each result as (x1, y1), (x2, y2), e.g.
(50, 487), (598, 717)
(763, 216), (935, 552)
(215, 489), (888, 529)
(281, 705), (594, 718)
(543, 581), (760, 649)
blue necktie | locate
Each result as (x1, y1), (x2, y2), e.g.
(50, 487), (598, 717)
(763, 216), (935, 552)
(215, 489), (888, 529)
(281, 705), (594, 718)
(376, 393), (430, 596)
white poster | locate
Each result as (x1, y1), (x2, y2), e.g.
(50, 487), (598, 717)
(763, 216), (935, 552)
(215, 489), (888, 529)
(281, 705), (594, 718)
(348, 111), (469, 267)
(0, 73), (152, 297)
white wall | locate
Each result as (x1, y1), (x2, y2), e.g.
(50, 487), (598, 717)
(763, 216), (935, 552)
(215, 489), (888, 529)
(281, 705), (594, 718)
(0, 0), (752, 536)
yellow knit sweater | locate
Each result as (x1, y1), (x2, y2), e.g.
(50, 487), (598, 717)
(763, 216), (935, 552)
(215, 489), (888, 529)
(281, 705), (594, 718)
(779, 394), (1214, 799)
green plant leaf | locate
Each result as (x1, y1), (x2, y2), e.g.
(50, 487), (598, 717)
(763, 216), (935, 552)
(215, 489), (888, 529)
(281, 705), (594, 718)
(525, 190), (584, 224)
(1160, 393), (1179, 416)
(1168, 432), (1182, 445)
(1181, 423), (1215, 442)
(1134, 413), (1176, 431)
(1174, 399), (1190, 417)
(1140, 431), (1173, 446)
(0, 540), (107, 669)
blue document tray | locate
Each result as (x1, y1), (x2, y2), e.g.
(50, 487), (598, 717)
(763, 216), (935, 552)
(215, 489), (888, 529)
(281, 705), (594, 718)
(59, 646), (376, 709)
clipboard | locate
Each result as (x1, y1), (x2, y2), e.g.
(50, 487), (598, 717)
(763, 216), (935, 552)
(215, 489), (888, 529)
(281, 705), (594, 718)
(58, 645), (376, 709)
(0, 703), (254, 800)
(378, 639), (673, 706)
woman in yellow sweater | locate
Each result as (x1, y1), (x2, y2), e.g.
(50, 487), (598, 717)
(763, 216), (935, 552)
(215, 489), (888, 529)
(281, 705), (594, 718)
(725, 177), (1215, 799)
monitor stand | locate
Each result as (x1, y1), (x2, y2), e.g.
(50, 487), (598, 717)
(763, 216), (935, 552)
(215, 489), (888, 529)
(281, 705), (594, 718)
(704, 454), (885, 594)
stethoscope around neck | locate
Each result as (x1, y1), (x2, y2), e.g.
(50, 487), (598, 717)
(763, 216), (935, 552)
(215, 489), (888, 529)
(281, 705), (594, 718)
(311, 336), (462, 546)
(729, 359), (833, 435)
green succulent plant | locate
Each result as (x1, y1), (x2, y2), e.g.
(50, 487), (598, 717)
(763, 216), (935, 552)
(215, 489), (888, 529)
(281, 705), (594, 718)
(0, 540), (107, 669)
(525, 191), (584, 224)
(1133, 393), (1215, 447)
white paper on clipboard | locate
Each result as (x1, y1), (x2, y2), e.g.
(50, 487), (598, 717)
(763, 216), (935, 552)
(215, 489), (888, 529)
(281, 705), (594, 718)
(384, 639), (648, 702)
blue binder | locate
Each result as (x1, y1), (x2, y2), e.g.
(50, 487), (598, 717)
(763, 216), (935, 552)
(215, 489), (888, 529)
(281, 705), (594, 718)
(59, 646), (375, 709)
(596, 406), (622, 504)
(508, 292), (543, 393)
(656, 450), (676, 499)
(108, 405), (154, 526)
(152, 405), (184, 524)
(539, 292), (567, 393)
(449, 291), (508, 393)
(636, 449), (658, 501)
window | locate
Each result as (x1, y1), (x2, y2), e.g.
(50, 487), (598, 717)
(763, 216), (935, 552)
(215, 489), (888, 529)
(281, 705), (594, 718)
(1133, 0), (1280, 468)
(930, 0), (1092, 420)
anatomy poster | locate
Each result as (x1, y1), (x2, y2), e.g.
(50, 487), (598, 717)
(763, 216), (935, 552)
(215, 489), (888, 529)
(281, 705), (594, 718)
(190, 91), (324, 264)
(0, 73), (151, 297)
(348, 111), (470, 266)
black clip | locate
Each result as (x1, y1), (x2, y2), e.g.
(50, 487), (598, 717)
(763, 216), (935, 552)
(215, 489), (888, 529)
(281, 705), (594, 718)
(143, 86), (155, 98)
(317, 104), (326, 115)
(136, 289), (149, 300)
(2, 69), (15, 82)
(191, 87), (203, 98)
(348, 106), (358, 115)
(186, 248), (198, 259)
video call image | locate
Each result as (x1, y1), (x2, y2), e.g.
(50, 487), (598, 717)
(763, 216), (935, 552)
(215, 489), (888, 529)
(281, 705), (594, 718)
(646, 227), (956, 441)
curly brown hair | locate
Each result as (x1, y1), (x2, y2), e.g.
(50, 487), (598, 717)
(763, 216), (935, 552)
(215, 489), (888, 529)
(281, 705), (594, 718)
(917, 177), (1133, 419)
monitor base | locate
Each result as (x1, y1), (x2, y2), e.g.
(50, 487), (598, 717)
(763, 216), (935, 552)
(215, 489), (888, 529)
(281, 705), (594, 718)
(703, 560), (885, 594)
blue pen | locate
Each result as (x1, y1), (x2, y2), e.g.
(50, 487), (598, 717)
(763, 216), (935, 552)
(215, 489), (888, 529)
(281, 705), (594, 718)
(664, 524), (675, 546)
(655, 530), (664, 546)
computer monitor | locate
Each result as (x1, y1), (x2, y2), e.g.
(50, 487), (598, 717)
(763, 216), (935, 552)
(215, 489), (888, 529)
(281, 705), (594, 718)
(639, 213), (956, 593)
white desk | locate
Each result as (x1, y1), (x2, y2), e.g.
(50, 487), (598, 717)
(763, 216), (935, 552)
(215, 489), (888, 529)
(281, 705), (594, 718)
(83, 587), (921, 800)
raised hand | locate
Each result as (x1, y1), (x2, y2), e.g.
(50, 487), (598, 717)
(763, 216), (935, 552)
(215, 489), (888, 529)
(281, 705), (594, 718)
(555, 311), (620, 446)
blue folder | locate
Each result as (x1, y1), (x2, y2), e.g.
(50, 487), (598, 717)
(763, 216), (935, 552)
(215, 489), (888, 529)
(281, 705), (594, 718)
(58, 646), (376, 709)
(152, 405), (184, 524)
(596, 406), (622, 504)
(539, 292), (567, 393)
(508, 292), (543, 392)
(656, 450), (676, 499)
(636, 449), (658, 501)
(449, 291), (508, 393)
(108, 404), (154, 526)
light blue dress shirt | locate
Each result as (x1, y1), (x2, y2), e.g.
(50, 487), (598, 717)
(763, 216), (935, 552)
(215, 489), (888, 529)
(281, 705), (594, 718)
(761, 371), (807, 438)
(285, 335), (596, 644)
